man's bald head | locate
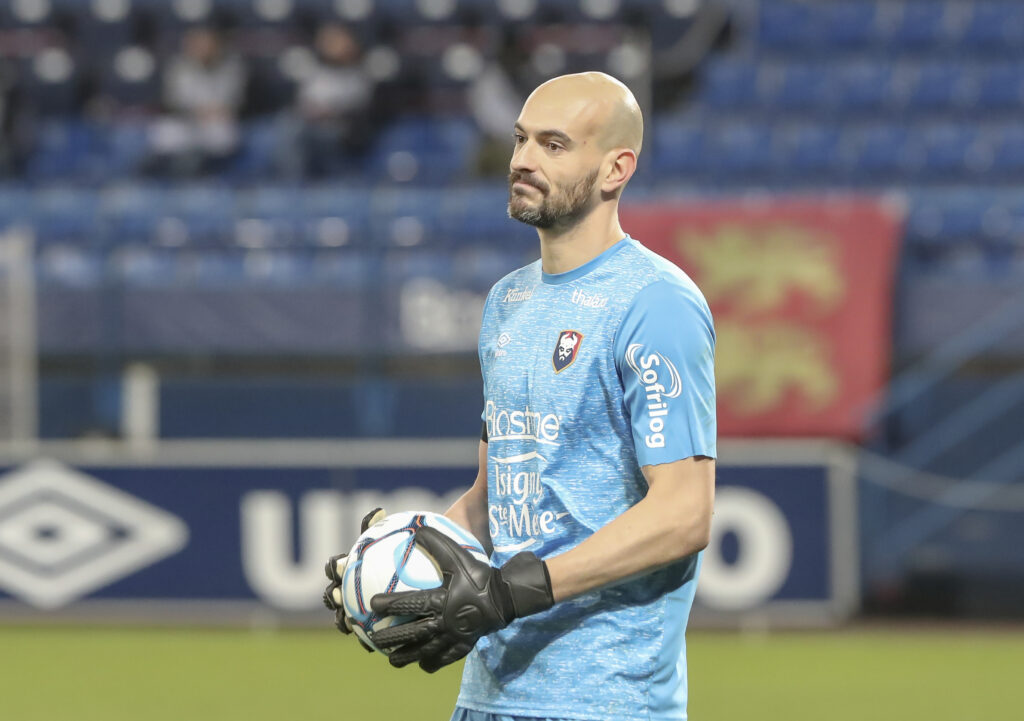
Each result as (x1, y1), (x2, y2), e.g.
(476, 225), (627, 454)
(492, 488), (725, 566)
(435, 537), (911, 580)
(524, 72), (643, 156)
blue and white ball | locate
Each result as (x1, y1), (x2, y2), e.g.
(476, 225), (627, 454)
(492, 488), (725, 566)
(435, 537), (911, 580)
(341, 510), (489, 654)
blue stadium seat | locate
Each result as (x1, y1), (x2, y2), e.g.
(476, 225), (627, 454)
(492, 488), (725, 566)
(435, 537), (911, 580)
(975, 62), (1024, 111)
(891, 0), (956, 51)
(776, 123), (845, 181)
(299, 184), (373, 245)
(369, 187), (445, 246)
(758, 0), (817, 49)
(709, 122), (778, 181)
(834, 60), (893, 115)
(698, 58), (759, 111)
(961, 1), (1024, 54)
(367, 116), (477, 184)
(164, 185), (239, 245)
(437, 185), (530, 246)
(823, 1), (880, 49)
(917, 123), (982, 179)
(847, 123), (920, 181)
(26, 120), (105, 181)
(0, 186), (33, 230)
(30, 186), (101, 245)
(650, 118), (710, 178)
(235, 184), (305, 246)
(99, 185), (165, 244)
(906, 61), (970, 113)
(770, 62), (835, 112)
(989, 124), (1024, 177)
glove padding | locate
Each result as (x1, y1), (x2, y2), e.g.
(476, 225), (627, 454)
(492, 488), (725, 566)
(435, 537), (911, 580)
(368, 525), (554, 672)
(323, 507), (388, 651)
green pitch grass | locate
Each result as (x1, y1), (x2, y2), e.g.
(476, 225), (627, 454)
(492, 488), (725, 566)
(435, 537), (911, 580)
(1, 625), (1021, 720)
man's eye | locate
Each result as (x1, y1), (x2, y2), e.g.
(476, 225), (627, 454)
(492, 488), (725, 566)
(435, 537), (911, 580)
(513, 134), (526, 144)
(547, 143), (563, 152)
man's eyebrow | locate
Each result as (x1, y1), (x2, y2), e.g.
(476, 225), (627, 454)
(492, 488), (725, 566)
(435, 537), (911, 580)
(514, 123), (574, 146)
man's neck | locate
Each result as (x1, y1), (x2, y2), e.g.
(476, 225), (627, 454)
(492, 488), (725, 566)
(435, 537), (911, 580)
(538, 206), (625, 275)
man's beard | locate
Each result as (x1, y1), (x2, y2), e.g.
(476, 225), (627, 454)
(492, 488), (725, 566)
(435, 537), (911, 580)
(507, 168), (600, 229)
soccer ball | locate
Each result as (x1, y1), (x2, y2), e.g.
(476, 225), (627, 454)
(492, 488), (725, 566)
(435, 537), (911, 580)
(341, 510), (489, 654)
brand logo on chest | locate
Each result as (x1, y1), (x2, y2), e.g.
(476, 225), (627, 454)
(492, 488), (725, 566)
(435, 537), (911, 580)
(570, 288), (609, 309)
(502, 287), (534, 303)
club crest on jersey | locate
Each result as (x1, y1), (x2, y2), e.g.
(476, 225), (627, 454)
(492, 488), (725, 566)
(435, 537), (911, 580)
(552, 330), (583, 373)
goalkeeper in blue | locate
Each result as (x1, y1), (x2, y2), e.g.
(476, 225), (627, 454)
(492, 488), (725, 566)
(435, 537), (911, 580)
(325, 72), (716, 721)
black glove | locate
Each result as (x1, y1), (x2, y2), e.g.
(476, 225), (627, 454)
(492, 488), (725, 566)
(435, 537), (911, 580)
(368, 525), (554, 672)
(323, 507), (388, 651)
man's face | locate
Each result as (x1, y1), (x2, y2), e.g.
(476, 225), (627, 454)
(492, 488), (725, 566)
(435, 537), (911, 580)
(507, 94), (605, 230)
(507, 166), (599, 229)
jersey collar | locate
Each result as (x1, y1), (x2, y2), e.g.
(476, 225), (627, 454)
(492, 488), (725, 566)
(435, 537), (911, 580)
(541, 236), (631, 285)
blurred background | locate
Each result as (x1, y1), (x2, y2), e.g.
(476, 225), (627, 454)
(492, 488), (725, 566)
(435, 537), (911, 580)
(1, 0), (1023, 718)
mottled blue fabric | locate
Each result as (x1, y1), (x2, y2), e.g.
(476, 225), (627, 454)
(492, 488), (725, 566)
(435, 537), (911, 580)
(458, 238), (716, 721)
(450, 707), (574, 721)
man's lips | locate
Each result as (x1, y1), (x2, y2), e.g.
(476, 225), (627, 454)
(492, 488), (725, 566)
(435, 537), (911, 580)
(512, 180), (543, 193)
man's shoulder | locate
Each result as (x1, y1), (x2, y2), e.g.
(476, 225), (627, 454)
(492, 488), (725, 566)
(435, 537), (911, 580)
(487, 258), (542, 302)
(617, 239), (709, 312)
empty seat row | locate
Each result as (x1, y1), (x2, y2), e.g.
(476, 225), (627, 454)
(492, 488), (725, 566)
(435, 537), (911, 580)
(698, 58), (1024, 115)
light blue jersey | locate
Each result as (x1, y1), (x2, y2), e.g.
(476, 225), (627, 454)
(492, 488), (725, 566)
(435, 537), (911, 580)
(458, 237), (716, 721)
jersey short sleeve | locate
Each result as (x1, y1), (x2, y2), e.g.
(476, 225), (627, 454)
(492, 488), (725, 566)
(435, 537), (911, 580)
(614, 278), (717, 466)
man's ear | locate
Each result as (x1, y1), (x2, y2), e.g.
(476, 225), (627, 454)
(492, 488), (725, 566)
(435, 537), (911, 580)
(601, 148), (638, 196)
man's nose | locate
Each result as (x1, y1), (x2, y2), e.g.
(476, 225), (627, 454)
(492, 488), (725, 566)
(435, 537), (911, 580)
(510, 140), (537, 173)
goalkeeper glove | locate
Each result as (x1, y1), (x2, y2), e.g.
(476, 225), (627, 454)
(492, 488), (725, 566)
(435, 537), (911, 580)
(322, 507), (388, 651)
(368, 525), (554, 672)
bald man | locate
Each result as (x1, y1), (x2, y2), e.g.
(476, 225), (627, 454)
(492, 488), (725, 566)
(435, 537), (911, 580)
(333, 73), (716, 721)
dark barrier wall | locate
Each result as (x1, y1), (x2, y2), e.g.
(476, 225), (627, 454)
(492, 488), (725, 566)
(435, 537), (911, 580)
(0, 440), (857, 626)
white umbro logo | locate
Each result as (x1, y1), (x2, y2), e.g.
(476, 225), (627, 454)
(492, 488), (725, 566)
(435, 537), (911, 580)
(0, 460), (188, 609)
(497, 332), (512, 348)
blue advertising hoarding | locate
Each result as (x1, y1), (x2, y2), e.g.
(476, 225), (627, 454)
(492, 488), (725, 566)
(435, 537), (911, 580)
(0, 440), (857, 625)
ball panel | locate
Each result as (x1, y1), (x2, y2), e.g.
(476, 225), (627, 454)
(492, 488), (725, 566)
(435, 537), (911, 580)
(341, 510), (489, 655)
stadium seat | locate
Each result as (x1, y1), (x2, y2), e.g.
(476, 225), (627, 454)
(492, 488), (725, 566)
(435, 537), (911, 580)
(824, 1), (881, 49)
(757, 0), (817, 50)
(917, 123), (985, 180)
(989, 124), (1024, 177)
(775, 123), (845, 181)
(299, 183), (373, 245)
(847, 123), (921, 181)
(709, 121), (778, 181)
(961, 1), (1024, 54)
(698, 58), (760, 111)
(891, 0), (957, 51)
(650, 118), (710, 179)
(30, 186), (101, 245)
(975, 62), (1024, 111)
(906, 61), (970, 113)
(833, 60), (893, 115)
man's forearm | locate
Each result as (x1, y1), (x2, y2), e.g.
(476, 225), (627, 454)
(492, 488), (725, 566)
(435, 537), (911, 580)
(445, 485), (493, 556)
(545, 460), (714, 602)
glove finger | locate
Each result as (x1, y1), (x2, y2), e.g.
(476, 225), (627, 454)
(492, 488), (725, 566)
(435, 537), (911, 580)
(370, 588), (443, 617)
(370, 617), (439, 650)
(322, 581), (344, 610)
(324, 553), (349, 582)
(387, 641), (429, 668)
(360, 507), (387, 533)
(333, 608), (353, 635)
(421, 642), (472, 673)
(412, 526), (473, 579)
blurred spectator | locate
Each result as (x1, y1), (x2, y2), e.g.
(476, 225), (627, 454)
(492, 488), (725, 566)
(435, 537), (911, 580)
(145, 26), (247, 176)
(277, 22), (374, 179)
(0, 60), (31, 177)
(466, 33), (525, 177)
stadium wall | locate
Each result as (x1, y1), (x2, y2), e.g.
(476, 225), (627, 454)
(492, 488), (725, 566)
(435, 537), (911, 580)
(0, 438), (857, 629)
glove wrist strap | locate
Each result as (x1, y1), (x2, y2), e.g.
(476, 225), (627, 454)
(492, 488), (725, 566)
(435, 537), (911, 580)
(499, 552), (555, 620)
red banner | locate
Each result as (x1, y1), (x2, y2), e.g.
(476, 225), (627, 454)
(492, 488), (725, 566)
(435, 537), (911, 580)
(621, 197), (903, 440)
